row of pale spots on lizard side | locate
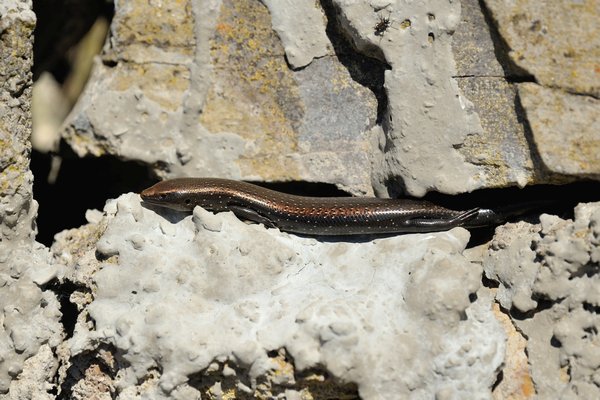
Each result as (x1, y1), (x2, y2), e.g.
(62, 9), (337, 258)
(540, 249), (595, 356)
(189, 179), (463, 234)
(142, 178), (484, 235)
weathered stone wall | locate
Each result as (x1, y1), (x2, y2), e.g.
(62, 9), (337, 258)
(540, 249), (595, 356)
(59, 0), (600, 198)
(0, 1), (63, 398)
(1, 0), (598, 398)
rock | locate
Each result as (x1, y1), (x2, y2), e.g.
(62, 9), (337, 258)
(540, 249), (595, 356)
(518, 83), (600, 178)
(483, 0), (600, 97)
(2, 0), (599, 397)
(484, 201), (600, 398)
(60, 0), (600, 197)
(61, 0), (378, 195)
(0, 0), (64, 396)
(65, 193), (505, 398)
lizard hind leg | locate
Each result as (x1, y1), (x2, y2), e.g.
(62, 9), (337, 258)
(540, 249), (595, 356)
(228, 204), (277, 228)
(404, 208), (481, 230)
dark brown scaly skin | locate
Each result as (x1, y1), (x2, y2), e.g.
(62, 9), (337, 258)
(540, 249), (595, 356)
(140, 178), (498, 235)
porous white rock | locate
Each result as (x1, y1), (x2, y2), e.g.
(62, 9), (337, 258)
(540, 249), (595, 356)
(0, 243), (63, 395)
(0, 0), (64, 395)
(484, 221), (541, 312)
(484, 202), (600, 399)
(69, 193), (505, 398)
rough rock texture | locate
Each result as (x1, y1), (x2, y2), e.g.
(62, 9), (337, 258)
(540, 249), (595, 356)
(261, 0), (330, 69)
(518, 83), (600, 178)
(484, 202), (600, 399)
(3, 0), (598, 398)
(0, 0), (37, 242)
(59, 0), (600, 198)
(65, 193), (504, 399)
(0, 0), (64, 397)
(62, 0), (378, 195)
(335, 0), (483, 196)
(483, 0), (599, 98)
(481, 0), (600, 182)
(491, 303), (535, 399)
(450, 0), (538, 188)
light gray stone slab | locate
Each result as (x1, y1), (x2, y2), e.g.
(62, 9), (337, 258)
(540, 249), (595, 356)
(66, 193), (505, 399)
(483, 0), (600, 97)
(261, 0), (330, 69)
(519, 83), (600, 178)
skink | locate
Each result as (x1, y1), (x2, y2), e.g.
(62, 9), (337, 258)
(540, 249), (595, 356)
(140, 178), (505, 235)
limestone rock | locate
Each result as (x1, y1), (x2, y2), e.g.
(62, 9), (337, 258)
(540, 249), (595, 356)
(518, 83), (600, 178)
(65, 193), (505, 399)
(484, 202), (600, 398)
(483, 0), (599, 97)
(0, 0), (64, 396)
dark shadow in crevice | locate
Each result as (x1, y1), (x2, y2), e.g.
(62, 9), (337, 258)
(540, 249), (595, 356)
(513, 91), (554, 183)
(382, 174), (409, 200)
(46, 279), (83, 339)
(482, 274), (500, 289)
(509, 298), (556, 321)
(467, 226), (499, 248)
(31, 141), (156, 247)
(294, 367), (360, 399)
(187, 358), (254, 397)
(583, 302), (600, 315)
(550, 335), (562, 348)
(58, 344), (122, 400)
(512, 92), (580, 188)
(569, 263), (599, 280)
(423, 180), (599, 247)
(423, 180), (599, 214)
(249, 180), (349, 197)
(477, 0), (535, 82)
(492, 370), (504, 392)
(101, 58), (119, 68)
(319, 0), (390, 124)
(187, 349), (359, 398)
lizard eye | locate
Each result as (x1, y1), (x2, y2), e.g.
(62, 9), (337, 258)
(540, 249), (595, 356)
(160, 194), (167, 199)
(185, 198), (191, 205)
